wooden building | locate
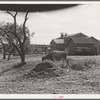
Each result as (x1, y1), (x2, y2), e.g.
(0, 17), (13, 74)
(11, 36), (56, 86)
(50, 32), (100, 55)
(50, 39), (64, 51)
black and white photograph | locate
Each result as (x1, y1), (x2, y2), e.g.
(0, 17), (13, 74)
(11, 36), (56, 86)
(0, 1), (100, 97)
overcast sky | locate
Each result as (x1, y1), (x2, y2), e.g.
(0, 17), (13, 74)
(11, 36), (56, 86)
(0, 4), (100, 45)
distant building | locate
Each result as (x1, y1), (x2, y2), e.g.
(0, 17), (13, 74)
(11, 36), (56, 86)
(30, 44), (50, 54)
(50, 32), (100, 55)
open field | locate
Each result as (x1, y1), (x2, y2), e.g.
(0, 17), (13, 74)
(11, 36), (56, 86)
(0, 54), (100, 94)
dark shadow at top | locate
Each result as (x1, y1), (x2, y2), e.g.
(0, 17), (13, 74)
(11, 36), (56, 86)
(0, 4), (79, 12)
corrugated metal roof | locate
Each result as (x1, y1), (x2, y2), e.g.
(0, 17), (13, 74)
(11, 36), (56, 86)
(53, 39), (64, 44)
(71, 37), (94, 44)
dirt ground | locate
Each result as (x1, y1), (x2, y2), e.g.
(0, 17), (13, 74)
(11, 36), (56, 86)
(0, 54), (100, 94)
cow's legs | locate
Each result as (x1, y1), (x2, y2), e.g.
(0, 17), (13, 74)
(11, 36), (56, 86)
(63, 59), (69, 67)
(66, 59), (69, 65)
(65, 54), (69, 66)
(62, 58), (66, 67)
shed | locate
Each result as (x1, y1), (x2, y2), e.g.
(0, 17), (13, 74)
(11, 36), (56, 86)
(50, 39), (65, 51)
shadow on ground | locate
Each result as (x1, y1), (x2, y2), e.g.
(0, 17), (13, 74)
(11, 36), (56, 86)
(0, 62), (26, 76)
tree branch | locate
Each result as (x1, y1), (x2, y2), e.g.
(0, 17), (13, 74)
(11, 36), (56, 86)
(14, 12), (18, 17)
(6, 11), (22, 46)
(6, 11), (18, 18)
(0, 28), (13, 43)
(5, 36), (21, 56)
(6, 11), (14, 17)
(22, 12), (29, 45)
(0, 27), (19, 51)
(0, 26), (21, 47)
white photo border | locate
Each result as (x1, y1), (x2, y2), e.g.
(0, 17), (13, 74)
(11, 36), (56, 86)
(0, 1), (100, 99)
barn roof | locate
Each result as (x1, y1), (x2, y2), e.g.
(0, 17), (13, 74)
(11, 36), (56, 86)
(66, 32), (88, 37)
(58, 32), (88, 39)
(71, 37), (94, 44)
(53, 39), (64, 44)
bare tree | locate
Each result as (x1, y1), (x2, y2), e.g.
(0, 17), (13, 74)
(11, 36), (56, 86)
(0, 11), (29, 64)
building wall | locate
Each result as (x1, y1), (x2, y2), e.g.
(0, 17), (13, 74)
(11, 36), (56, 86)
(91, 37), (99, 55)
(75, 44), (94, 55)
(64, 37), (70, 47)
(50, 41), (64, 51)
(50, 41), (56, 51)
(64, 35), (100, 55)
(56, 44), (65, 51)
(66, 38), (96, 55)
(64, 33), (88, 54)
(67, 40), (76, 55)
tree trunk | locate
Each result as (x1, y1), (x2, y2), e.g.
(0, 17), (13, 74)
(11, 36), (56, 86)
(3, 50), (6, 59)
(2, 43), (6, 59)
(20, 46), (26, 64)
(7, 47), (14, 61)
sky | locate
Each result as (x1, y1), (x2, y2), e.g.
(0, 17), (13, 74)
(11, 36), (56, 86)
(0, 4), (100, 45)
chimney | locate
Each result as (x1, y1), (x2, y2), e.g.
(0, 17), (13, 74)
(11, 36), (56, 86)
(65, 33), (67, 36)
(61, 32), (64, 38)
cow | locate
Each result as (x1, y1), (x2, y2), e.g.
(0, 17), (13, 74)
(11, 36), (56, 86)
(42, 50), (69, 66)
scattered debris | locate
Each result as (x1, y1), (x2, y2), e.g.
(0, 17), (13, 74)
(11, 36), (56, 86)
(25, 60), (65, 79)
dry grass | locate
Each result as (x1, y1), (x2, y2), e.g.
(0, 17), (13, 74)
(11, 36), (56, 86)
(0, 54), (100, 94)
